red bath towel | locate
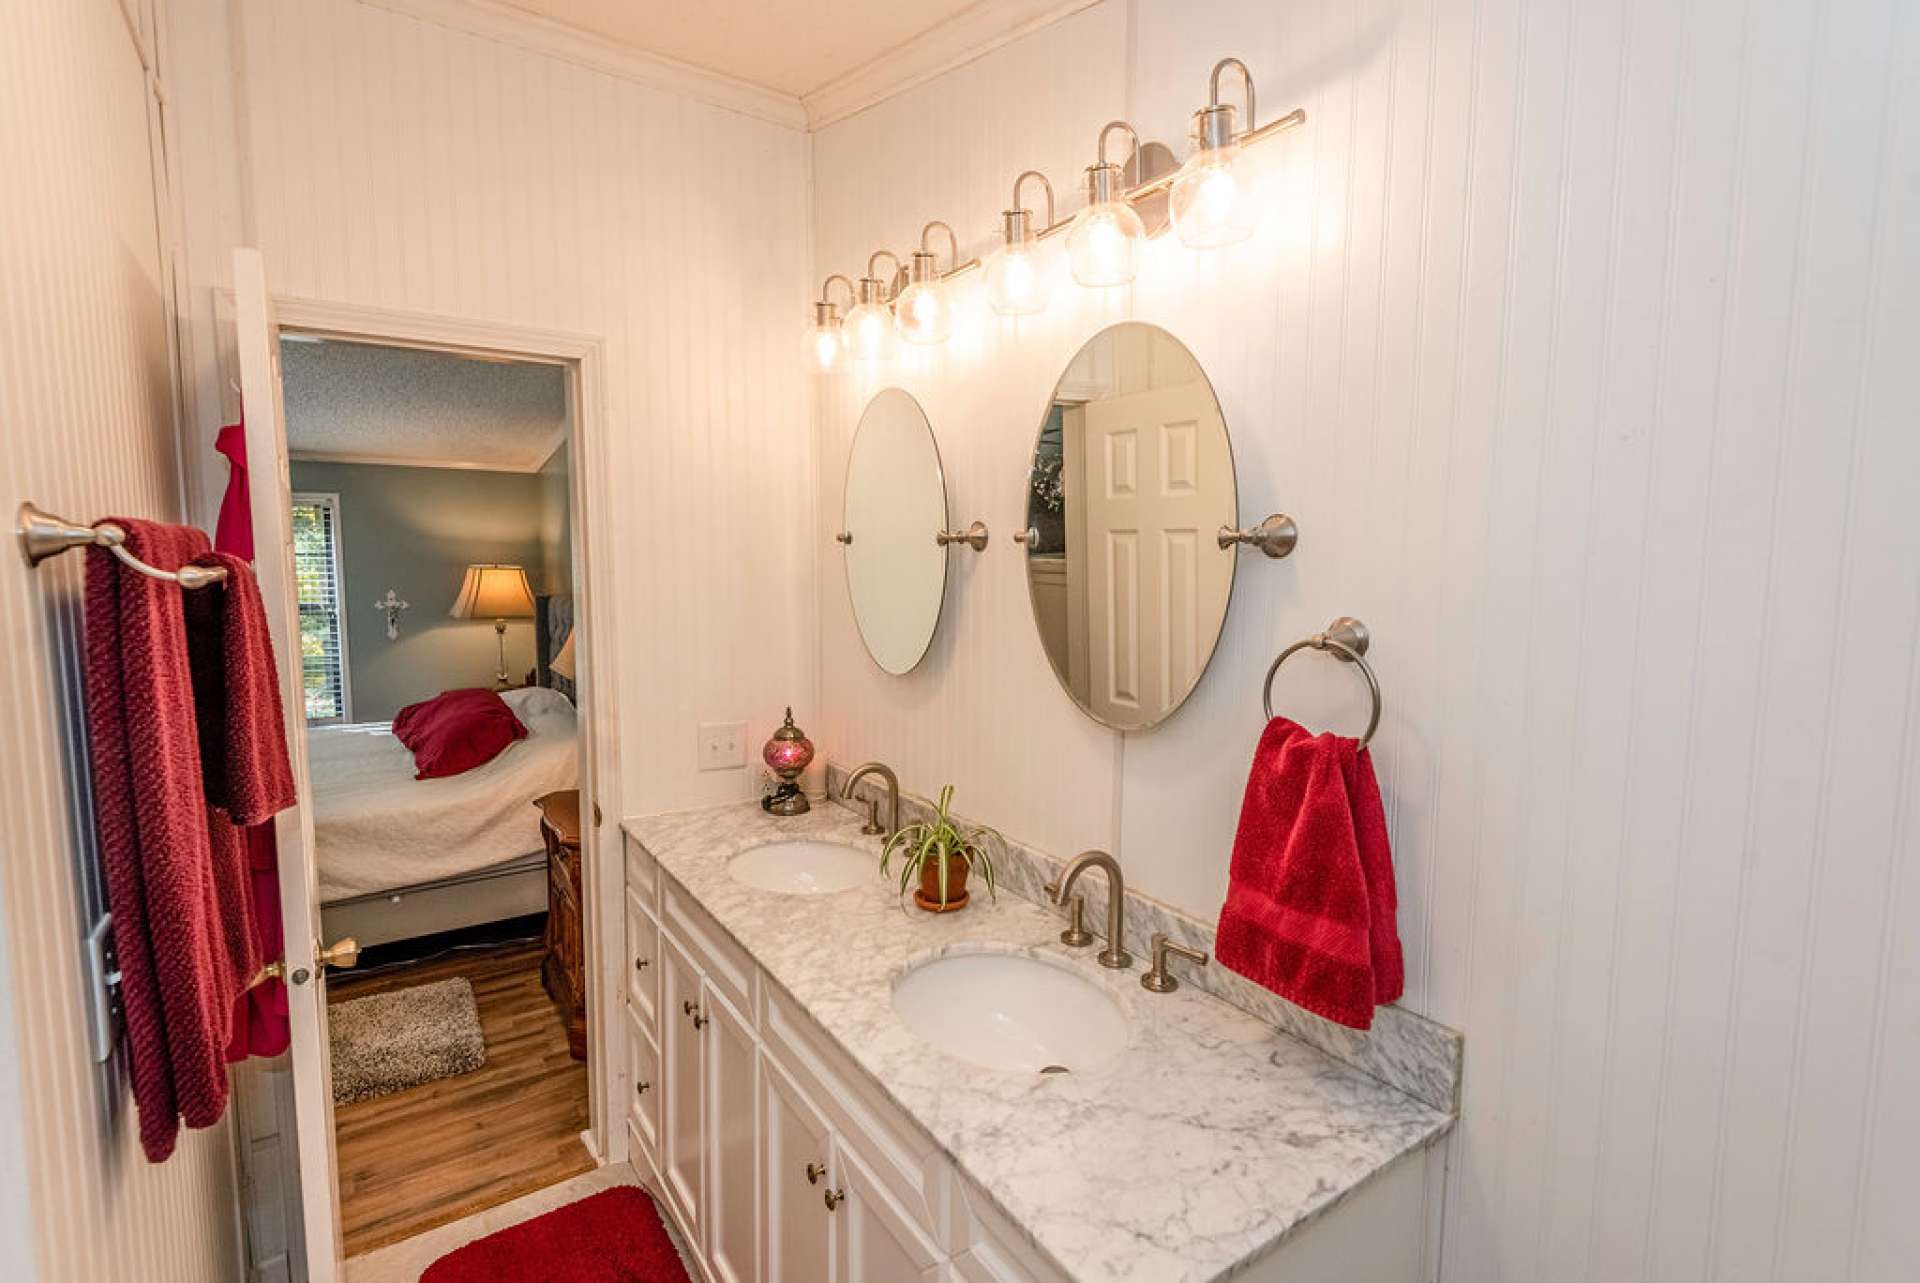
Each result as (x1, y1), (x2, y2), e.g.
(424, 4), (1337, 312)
(83, 521), (277, 1161)
(1215, 717), (1403, 1030)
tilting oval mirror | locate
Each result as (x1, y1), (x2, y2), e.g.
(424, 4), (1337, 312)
(1021, 323), (1239, 729)
(842, 388), (948, 675)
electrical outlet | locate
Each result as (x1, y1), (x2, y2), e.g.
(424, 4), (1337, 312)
(697, 721), (748, 772)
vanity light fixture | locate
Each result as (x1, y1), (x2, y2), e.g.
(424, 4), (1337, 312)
(1171, 58), (1262, 248)
(985, 171), (1055, 316)
(895, 222), (960, 346)
(845, 251), (902, 362)
(1067, 121), (1149, 287)
(809, 274), (855, 372)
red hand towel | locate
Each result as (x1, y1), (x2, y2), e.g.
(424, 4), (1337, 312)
(84, 520), (260, 1161)
(1215, 717), (1403, 1030)
(210, 426), (298, 1059)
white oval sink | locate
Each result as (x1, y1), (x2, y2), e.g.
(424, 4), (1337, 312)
(728, 840), (873, 895)
(892, 952), (1128, 1074)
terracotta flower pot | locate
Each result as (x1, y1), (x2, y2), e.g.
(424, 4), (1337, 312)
(912, 852), (971, 913)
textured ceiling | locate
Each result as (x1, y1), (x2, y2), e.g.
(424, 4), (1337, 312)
(280, 338), (567, 472)
(495, 0), (984, 98)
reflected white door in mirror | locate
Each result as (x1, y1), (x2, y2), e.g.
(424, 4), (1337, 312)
(1019, 323), (1294, 730)
(838, 388), (951, 675)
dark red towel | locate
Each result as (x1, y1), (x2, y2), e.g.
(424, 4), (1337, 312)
(83, 520), (284, 1161)
(210, 424), (297, 1059)
(187, 550), (294, 824)
(1215, 717), (1403, 1030)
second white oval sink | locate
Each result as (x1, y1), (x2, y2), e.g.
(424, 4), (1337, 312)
(728, 840), (873, 895)
(892, 951), (1128, 1074)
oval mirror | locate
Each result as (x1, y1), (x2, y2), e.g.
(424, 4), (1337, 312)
(1020, 324), (1239, 729)
(842, 388), (948, 675)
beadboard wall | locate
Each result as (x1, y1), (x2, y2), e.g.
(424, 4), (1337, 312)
(0, 1), (244, 1280)
(812, 1), (1920, 1280)
(169, 0), (817, 824)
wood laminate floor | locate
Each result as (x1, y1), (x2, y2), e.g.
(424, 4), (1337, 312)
(330, 940), (594, 1257)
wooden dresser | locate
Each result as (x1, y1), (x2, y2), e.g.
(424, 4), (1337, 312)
(533, 789), (587, 1060)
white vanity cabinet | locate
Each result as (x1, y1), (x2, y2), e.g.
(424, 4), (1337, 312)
(620, 828), (1434, 1283)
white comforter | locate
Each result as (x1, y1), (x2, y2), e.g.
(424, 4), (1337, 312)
(307, 686), (579, 901)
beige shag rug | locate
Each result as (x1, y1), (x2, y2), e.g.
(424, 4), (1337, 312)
(330, 977), (486, 1104)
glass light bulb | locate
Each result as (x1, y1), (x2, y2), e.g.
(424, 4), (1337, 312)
(1170, 145), (1259, 248)
(1066, 201), (1146, 287)
(809, 323), (844, 372)
(845, 301), (895, 361)
(894, 280), (950, 345)
(984, 243), (1046, 316)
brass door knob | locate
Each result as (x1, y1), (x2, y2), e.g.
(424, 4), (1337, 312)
(316, 937), (360, 970)
(805, 1162), (826, 1185)
(823, 1188), (844, 1211)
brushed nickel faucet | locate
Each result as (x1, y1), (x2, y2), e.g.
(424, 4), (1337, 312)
(1050, 850), (1131, 969)
(841, 762), (899, 838)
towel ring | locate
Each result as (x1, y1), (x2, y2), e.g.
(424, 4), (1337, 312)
(1261, 616), (1383, 748)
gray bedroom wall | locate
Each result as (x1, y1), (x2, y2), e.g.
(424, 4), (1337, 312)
(289, 460), (562, 721)
(537, 439), (571, 591)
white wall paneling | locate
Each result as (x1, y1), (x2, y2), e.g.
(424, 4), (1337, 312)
(0, 0), (244, 1279)
(811, 1), (1920, 1280)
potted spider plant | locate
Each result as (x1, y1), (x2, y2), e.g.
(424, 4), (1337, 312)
(880, 784), (999, 913)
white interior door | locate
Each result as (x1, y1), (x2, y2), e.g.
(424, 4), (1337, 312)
(233, 247), (344, 1280)
(1081, 383), (1232, 724)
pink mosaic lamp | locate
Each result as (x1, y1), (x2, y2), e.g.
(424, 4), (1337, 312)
(761, 707), (814, 815)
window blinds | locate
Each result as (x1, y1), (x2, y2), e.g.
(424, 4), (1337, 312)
(290, 495), (348, 722)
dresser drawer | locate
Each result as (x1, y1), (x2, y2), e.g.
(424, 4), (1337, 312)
(626, 888), (659, 1034)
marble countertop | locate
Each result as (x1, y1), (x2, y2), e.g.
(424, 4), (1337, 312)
(623, 801), (1454, 1283)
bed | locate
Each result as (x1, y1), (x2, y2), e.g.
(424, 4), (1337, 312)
(316, 595), (579, 947)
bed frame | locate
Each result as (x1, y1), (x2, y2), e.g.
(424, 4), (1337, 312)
(319, 593), (576, 949)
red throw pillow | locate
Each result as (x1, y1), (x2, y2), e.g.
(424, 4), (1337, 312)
(392, 688), (528, 780)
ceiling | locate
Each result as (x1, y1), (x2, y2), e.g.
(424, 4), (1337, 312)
(280, 338), (568, 472)
(494, 0), (987, 99)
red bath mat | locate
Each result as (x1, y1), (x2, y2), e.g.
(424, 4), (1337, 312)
(421, 1185), (691, 1283)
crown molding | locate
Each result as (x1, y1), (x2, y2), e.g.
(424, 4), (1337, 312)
(800, 0), (1103, 130)
(352, 0), (1102, 135)
(354, 0), (809, 130)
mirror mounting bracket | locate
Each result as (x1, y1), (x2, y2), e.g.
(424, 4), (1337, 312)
(935, 520), (989, 551)
(1218, 513), (1298, 559)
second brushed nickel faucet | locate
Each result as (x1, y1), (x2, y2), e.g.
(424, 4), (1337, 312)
(841, 762), (900, 838)
(1050, 849), (1131, 969)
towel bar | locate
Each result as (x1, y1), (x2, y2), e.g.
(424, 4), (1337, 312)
(16, 501), (228, 588)
(1262, 616), (1383, 748)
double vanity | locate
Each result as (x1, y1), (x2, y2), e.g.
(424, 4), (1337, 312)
(619, 791), (1457, 1283)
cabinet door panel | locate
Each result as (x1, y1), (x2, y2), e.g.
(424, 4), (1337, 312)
(705, 985), (759, 1283)
(832, 1137), (944, 1283)
(762, 1056), (832, 1283)
(660, 930), (705, 1243)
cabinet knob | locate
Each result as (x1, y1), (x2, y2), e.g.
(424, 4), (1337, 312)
(634, 957), (650, 971)
(823, 1188), (844, 1212)
(635, 1081), (651, 1095)
(693, 1013), (709, 1030)
(683, 999), (698, 1016)
(805, 1162), (826, 1186)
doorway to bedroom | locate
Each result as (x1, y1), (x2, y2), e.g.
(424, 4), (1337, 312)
(277, 333), (593, 1257)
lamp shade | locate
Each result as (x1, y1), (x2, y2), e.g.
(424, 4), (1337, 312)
(549, 628), (576, 680)
(449, 564), (536, 620)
